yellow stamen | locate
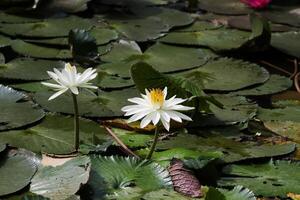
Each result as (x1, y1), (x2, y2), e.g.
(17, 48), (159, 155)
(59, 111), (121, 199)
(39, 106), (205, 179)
(65, 63), (74, 72)
(150, 88), (164, 106)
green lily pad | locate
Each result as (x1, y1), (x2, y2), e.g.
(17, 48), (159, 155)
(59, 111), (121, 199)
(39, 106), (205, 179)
(93, 72), (134, 89)
(101, 42), (215, 77)
(30, 156), (90, 200)
(271, 31), (300, 58)
(0, 114), (110, 154)
(99, 7), (193, 42)
(262, 5), (300, 28)
(10, 82), (49, 93)
(0, 85), (45, 131)
(112, 128), (153, 148)
(207, 186), (256, 200)
(219, 160), (300, 197)
(264, 121), (300, 144)
(257, 104), (300, 122)
(0, 12), (42, 23)
(176, 20), (223, 32)
(11, 40), (72, 59)
(229, 74), (292, 96)
(0, 143), (6, 153)
(156, 130), (296, 163)
(0, 35), (11, 48)
(160, 28), (251, 52)
(0, 149), (39, 196)
(198, 0), (251, 15)
(191, 95), (257, 127)
(0, 58), (64, 81)
(0, 53), (4, 64)
(34, 88), (139, 117)
(182, 58), (269, 91)
(0, 16), (92, 38)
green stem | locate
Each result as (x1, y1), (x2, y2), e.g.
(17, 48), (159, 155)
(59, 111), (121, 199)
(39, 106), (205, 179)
(72, 93), (80, 151)
(146, 126), (159, 159)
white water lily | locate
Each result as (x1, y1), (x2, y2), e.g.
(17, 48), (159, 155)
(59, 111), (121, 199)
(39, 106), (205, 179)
(122, 87), (194, 131)
(42, 63), (97, 100)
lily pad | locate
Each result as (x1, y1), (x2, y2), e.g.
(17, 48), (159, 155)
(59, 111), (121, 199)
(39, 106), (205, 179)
(156, 130), (296, 163)
(160, 28), (250, 52)
(99, 7), (193, 42)
(229, 74), (292, 96)
(142, 189), (197, 200)
(30, 156), (91, 200)
(198, 0), (251, 15)
(264, 121), (300, 144)
(257, 106), (300, 122)
(0, 58), (64, 81)
(0, 35), (11, 48)
(0, 16), (93, 38)
(271, 31), (300, 58)
(182, 58), (269, 91)
(191, 95), (257, 127)
(34, 88), (139, 117)
(262, 5), (300, 27)
(11, 40), (72, 59)
(0, 149), (39, 196)
(219, 160), (300, 197)
(101, 42), (215, 77)
(0, 85), (45, 131)
(0, 114), (110, 154)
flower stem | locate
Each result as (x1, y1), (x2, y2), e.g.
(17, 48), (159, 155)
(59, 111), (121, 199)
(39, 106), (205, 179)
(72, 93), (80, 151)
(146, 126), (159, 160)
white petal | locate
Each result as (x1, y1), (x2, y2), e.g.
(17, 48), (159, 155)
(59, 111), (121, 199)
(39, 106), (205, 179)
(164, 98), (187, 108)
(69, 86), (79, 95)
(163, 87), (168, 99)
(170, 111), (192, 121)
(127, 112), (148, 123)
(152, 111), (160, 125)
(140, 112), (156, 128)
(161, 118), (170, 131)
(41, 82), (65, 89)
(128, 97), (148, 106)
(80, 84), (98, 89)
(48, 88), (68, 100)
(165, 110), (182, 123)
(169, 105), (194, 111)
(160, 110), (170, 122)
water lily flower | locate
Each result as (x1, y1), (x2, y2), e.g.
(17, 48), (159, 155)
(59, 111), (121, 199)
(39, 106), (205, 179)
(241, 0), (271, 9)
(122, 87), (194, 131)
(42, 63), (98, 100)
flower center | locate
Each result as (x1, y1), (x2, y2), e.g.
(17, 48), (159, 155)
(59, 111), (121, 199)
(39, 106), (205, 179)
(150, 88), (164, 107)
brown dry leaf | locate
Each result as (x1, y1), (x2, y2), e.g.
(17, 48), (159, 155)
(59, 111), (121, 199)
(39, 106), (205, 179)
(287, 193), (300, 200)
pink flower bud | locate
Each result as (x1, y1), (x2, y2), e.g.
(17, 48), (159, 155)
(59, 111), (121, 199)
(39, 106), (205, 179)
(241, 0), (271, 9)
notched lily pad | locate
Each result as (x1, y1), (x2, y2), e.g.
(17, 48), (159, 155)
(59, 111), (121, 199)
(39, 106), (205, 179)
(30, 156), (91, 200)
(0, 85), (45, 131)
(0, 149), (39, 197)
(0, 58), (64, 81)
(0, 114), (110, 154)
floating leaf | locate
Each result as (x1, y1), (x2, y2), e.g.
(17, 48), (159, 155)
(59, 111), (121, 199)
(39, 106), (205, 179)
(0, 149), (39, 197)
(229, 75), (292, 96)
(0, 35), (11, 48)
(271, 31), (300, 58)
(156, 130), (296, 163)
(219, 160), (300, 197)
(11, 40), (72, 59)
(0, 58), (64, 81)
(0, 16), (93, 38)
(182, 58), (269, 91)
(101, 42), (215, 77)
(34, 88), (139, 117)
(30, 156), (91, 200)
(198, 0), (251, 15)
(0, 114), (110, 154)
(0, 85), (45, 131)
(264, 121), (300, 144)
